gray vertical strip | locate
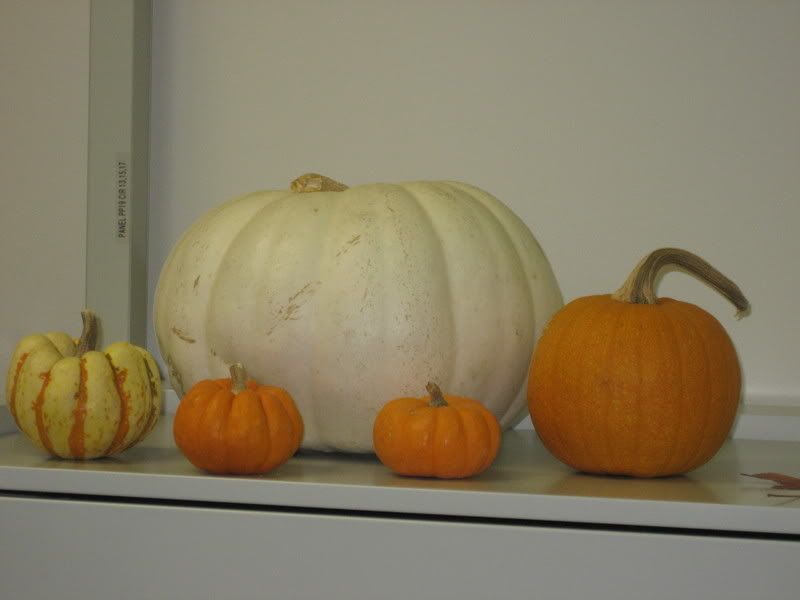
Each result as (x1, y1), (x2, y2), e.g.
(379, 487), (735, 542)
(130, 1), (152, 348)
(86, 0), (151, 347)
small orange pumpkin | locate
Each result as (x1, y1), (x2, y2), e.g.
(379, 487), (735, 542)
(173, 363), (303, 475)
(528, 248), (749, 478)
(373, 382), (501, 479)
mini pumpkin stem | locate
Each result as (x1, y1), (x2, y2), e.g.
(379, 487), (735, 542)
(230, 363), (248, 394)
(611, 248), (750, 318)
(75, 310), (98, 355)
(290, 173), (348, 193)
(426, 382), (448, 408)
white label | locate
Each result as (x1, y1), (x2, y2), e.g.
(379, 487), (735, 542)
(115, 153), (130, 240)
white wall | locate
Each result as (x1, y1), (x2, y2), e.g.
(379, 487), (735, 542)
(0, 1), (796, 411)
(148, 1), (800, 406)
(0, 1), (89, 370)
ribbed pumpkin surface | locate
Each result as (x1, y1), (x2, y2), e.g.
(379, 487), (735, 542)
(6, 334), (161, 459)
(528, 295), (741, 477)
(155, 177), (562, 451)
(373, 386), (501, 479)
(173, 370), (303, 475)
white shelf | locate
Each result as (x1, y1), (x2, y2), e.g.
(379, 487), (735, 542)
(1, 411), (798, 536)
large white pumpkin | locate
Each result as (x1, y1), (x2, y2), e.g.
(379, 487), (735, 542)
(154, 174), (562, 452)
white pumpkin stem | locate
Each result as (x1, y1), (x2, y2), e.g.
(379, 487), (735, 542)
(230, 363), (248, 394)
(611, 248), (750, 319)
(426, 382), (448, 408)
(75, 310), (98, 355)
(290, 173), (348, 193)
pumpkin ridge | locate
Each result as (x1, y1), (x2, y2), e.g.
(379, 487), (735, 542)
(33, 372), (55, 455)
(222, 390), (262, 474)
(9, 352), (30, 423)
(674, 303), (718, 473)
(448, 180), (559, 426)
(630, 308), (645, 475)
(555, 306), (597, 470)
(205, 192), (296, 372)
(451, 406), (470, 477)
(406, 183), (457, 392)
(132, 349), (161, 443)
(628, 304), (674, 477)
(268, 388), (304, 453)
(683, 305), (720, 471)
(138, 348), (159, 401)
(657, 304), (690, 476)
(599, 299), (627, 474)
(469, 407), (495, 474)
(445, 181), (528, 422)
(306, 185), (355, 449)
(648, 303), (684, 476)
(569, 298), (613, 470)
(429, 402), (442, 478)
(44, 332), (77, 357)
(479, 420), (495, 473)
(104, 354), (130, 455)
(432, 405), (457, 478)
(68, 357), (90, 458)
(206, 387), (235, 473)
(253, 391), (279, 472)
(533, 308), (566, 461)
(260, 392), (296, 472)
(245, 194), (311, 327)
(156, 191), (275, 395)
(670, 303), (709, 471)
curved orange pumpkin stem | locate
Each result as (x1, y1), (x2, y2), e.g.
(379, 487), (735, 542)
(611, 248), (750, 319)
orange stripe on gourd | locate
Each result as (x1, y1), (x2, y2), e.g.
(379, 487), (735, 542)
(105, 360), (130, 455)
(6, 310), (161, 460)
(9, 352), (29, 423)
(34, 372), (55, 455)
(68, 358), (89, 458)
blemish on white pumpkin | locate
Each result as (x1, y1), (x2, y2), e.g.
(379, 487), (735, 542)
(166, 357), (184, 396)
(283, 303), (301, 321)
(266, 282), (320, 335)
(193, 275), (200, 289)
(287, 281), (318, 304)
(335, 234), (362, 257)
(171, 327), (196, 344)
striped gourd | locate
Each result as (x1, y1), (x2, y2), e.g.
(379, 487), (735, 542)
(5, 311), (161, 459)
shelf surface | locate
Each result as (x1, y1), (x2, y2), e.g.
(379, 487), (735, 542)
(1, 411), (798, 535)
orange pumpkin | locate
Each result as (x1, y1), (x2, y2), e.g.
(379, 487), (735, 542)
(173, 363), (303, 475)
(373, 382), (501, 479)
(528, 248), (749, 477)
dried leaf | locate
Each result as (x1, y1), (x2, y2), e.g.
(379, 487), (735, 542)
(741, 472), (800, 490)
